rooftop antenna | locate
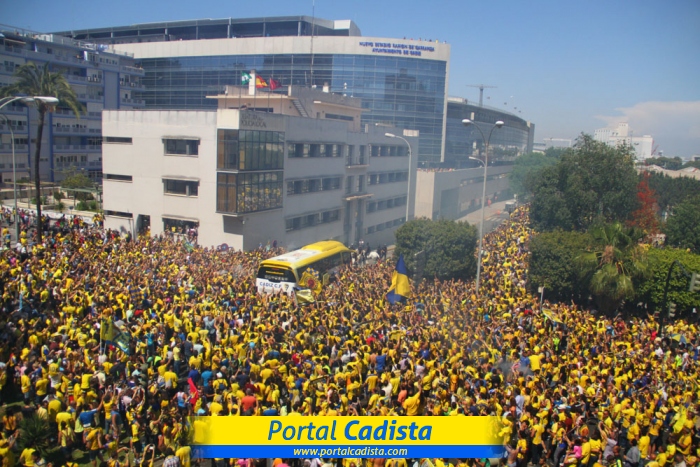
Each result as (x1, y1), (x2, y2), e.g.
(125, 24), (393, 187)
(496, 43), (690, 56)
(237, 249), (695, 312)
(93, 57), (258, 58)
(466, 84), (497, 107)
(310, 0), (316, 86)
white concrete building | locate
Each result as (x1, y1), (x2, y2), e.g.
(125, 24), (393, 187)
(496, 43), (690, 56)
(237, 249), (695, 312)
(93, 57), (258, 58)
(102, 86), (417, 250)
(594, 122), (654, 160)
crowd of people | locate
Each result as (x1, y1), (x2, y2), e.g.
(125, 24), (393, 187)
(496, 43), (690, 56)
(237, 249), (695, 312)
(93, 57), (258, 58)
(0, 206), (697, 467)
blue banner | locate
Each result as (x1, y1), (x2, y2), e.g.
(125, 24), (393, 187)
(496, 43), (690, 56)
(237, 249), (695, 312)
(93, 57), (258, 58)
(192, 445), (505, 459)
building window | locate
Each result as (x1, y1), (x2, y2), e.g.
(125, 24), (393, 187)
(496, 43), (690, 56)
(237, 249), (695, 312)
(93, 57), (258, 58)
(368, 171), (408, 185)
(217, 129), (284, 170)
(104, 210), (133, 218)
(217, 171), (283, 214)
(285, 208), (341, 232)
(104, 174), (133, 182)
(163, 179), (199, 197)
(288, 142), (342, 158)
(163, 138), (199, 156)
(163, 217), (198, 234)
(325, 113), (354, 122)
(370, 144), (407, 157)
(287, 176), (342, 195)
(104, 136), (132, 144)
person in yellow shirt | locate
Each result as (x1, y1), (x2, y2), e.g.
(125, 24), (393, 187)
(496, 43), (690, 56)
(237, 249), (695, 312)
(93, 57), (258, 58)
(20, 369), (32, 403)
(531, 421), (546, 465)
(402, 389), (422, 416)
(85, 427), (104, 467)
(176, 444), (192, 467)
(19, 447), (36, 467)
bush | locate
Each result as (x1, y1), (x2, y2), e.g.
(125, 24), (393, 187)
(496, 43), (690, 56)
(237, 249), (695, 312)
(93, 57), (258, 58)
(18, 414), (51, 455)
(528, 230), (592, 303)
(394, 218), (478, 282)
(77, 200), (99, 211)
(634, 247), (700, 316)
(53, 191), (63, 201)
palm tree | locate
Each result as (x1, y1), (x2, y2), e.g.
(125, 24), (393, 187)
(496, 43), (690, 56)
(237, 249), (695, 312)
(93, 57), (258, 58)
(577, 222), (648, 314)
(17, 414), (51, 456)
(0, 62), (83, 242)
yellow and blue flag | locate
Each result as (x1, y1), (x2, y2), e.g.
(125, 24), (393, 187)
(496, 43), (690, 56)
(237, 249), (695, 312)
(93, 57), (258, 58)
(386, 255), (411, 304)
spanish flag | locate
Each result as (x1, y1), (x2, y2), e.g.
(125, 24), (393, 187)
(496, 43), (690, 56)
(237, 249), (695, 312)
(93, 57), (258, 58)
(256, 76), (268, 88)
(386, 255), (411, 304)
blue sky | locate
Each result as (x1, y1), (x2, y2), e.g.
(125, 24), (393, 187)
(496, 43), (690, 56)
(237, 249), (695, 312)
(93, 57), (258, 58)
(3, 0), (699, 156)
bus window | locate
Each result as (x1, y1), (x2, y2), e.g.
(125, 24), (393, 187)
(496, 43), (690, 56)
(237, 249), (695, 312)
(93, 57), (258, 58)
(341, 252), (351, 265)
(256, 266), (297, 283)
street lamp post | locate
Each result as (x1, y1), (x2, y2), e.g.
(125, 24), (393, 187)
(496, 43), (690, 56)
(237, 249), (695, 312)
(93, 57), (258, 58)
(462, 118), (504, 296)
(0, 114), (19, 242)
(0, 96), (59, 244)
(384, 132), (413, 223)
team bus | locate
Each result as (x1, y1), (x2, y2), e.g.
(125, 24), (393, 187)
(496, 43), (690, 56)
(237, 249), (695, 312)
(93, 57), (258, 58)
(256, 240), (351, 294)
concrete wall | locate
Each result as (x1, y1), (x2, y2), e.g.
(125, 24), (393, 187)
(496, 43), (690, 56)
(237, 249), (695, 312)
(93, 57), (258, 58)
(415, 165), (512, 221)
(102, 110), (223, 244)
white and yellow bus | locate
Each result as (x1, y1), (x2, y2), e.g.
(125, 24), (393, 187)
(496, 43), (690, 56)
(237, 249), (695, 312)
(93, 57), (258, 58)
(256, 240), (351, 294)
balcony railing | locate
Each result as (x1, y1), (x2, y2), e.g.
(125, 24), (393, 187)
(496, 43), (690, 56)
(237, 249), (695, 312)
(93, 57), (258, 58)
(65, 74), (87, 83)
(121, 65), (145, 75)
(54, 126), (89, 133)
(53, 144), (102, 151)
(0, 143), (28, 151)
(346, 156), (368, 167)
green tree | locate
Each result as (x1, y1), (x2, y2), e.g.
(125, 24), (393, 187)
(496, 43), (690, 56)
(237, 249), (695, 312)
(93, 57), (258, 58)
(394, 218), (478, 282)
(644, 156), (684, 170)
(529, 134), (638, 232)
(61, 170), (95, 201)
(527, 230), (592, 303)
(645, 172), (700, 213)
(1, 62), (83, 242)
(664, 195), (700, 254)
(577, 222), (648, 314)
(509, 148), (564, 199)
(634, 247), (700, 316)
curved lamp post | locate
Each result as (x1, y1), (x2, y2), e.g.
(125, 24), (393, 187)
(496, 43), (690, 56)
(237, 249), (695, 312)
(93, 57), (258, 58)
(0, 96), (59, 243)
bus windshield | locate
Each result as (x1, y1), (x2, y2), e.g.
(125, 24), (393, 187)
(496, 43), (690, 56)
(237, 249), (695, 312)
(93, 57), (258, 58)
(256, 265), (297, 283)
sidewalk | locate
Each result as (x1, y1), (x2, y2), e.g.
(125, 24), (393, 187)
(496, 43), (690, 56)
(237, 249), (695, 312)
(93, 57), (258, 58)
(1, 199), (96, 224)
(1, 200), (97, 223)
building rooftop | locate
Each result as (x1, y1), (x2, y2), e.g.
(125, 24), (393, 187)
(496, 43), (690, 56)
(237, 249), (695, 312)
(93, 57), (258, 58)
(0, 25), (136, 58)
(51, 16), (361, 44)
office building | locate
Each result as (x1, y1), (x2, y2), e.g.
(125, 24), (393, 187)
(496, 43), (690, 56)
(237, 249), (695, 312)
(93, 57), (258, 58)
(594, 122), (654, 160)
(102, 85), (417, 250)
(444, 97), (535, 167)
(0, 28), (145, 183)
(55, 16), (450, 165)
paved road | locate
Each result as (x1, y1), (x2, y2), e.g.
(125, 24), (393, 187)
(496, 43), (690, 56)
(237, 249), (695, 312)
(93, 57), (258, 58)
(457, 198), (515, 235)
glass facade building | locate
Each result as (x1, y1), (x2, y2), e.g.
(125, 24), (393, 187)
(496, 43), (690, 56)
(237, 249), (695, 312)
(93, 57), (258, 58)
(139, 54), (447, 164)
(445, 98), (535, 167)
(54, 17), (450, 165)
